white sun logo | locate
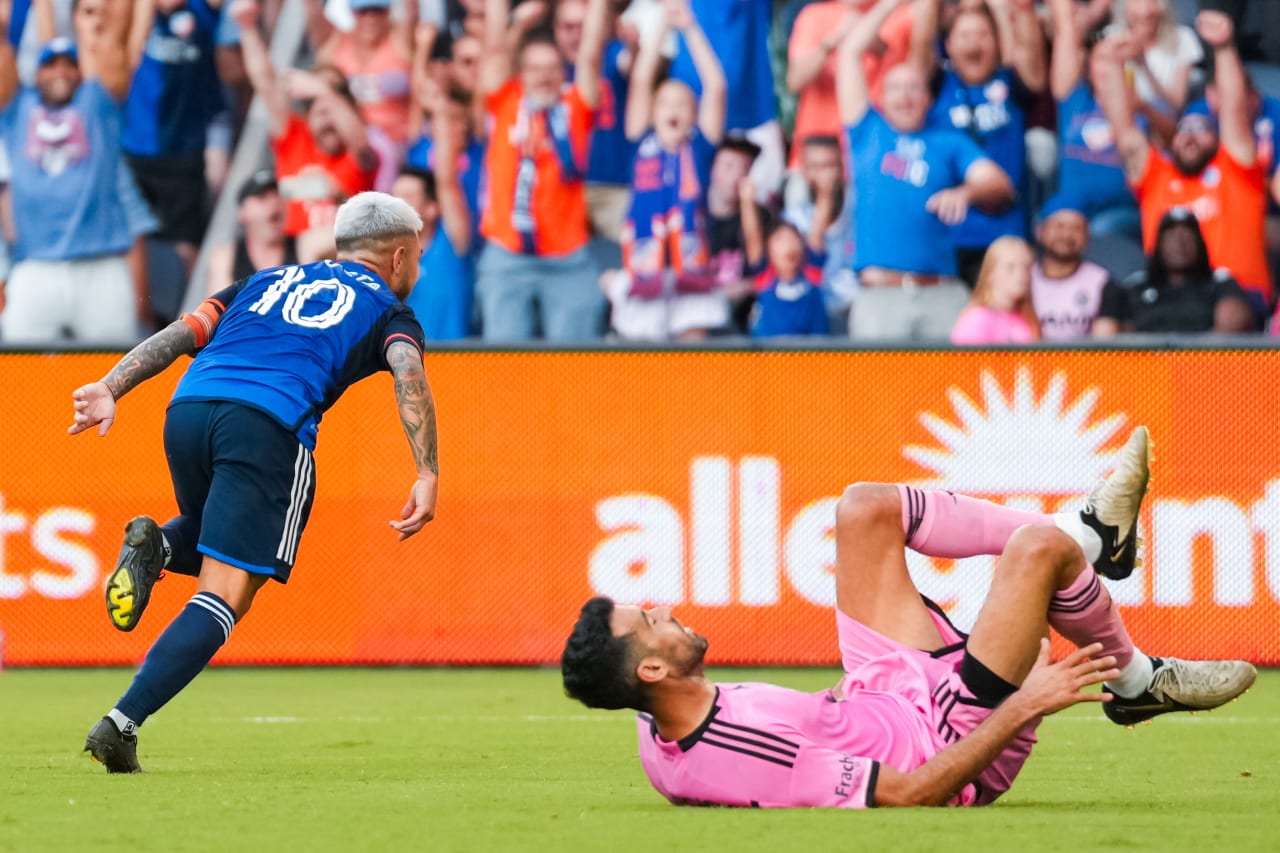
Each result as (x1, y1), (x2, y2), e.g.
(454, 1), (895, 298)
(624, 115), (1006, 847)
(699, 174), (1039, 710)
(904, 368), (1127, 494)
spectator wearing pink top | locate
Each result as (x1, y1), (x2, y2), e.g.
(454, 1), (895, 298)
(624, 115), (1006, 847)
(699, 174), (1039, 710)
(786, 0), (915, 170)
(952, 236), (1041, 344)
(303, 0), (415, 146)
(1031, 193), (1112, 340)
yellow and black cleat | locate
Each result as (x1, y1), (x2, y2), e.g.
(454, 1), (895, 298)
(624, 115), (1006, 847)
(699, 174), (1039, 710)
(105, 516), (165, 632)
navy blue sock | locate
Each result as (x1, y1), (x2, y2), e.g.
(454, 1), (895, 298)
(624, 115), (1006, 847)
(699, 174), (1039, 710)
(161, 517), (202, 577)
(114, 592), (236, 726)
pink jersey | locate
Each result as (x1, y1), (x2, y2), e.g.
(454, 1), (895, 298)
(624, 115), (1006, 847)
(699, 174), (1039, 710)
(950, 306), (1038, 345)
(636, 605), (1041, 810)
(1031, 260), (1110, 341)
(636, 679), (942, 809)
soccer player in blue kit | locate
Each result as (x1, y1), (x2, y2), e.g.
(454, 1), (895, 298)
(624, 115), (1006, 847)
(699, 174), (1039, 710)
(69, 192), (439, 773)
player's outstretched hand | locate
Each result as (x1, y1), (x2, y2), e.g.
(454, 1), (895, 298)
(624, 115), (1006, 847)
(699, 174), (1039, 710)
(68, 381), (116, 437)
(1014, 640), (1120, 717)
(391, 474), (438, 540)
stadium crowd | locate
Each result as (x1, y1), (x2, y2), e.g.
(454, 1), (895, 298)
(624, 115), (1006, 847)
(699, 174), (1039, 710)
(0, 0), (1278, 345)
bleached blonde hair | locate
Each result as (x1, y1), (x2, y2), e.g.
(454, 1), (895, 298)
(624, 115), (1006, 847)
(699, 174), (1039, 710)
(333, 191), (423, 252)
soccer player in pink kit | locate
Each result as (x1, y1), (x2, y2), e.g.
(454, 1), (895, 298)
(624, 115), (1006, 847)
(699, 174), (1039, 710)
(561, 427), (1256, 808)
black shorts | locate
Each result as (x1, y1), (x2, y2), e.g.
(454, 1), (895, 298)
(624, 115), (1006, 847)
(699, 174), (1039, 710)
(164, 400), (316, 582)
(126, 153), (210, 245)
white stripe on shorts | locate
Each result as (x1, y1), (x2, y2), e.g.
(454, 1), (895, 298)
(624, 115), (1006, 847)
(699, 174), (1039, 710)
(277, 444), (313, 563)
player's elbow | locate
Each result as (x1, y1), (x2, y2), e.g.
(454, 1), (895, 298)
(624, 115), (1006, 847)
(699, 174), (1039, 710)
(969, 168), (1014, 209)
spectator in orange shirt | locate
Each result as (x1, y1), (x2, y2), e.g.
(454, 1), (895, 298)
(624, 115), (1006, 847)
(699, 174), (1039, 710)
(232, 0), (377, 253)
(1096, 10), (1270, 323)
(786, 0), (915, 170)
(475, 0), (610, 342)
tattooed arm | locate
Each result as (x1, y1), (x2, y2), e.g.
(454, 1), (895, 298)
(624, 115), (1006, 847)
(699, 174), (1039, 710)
(68, 321), (198, 437)
(387, 340), (439, 539)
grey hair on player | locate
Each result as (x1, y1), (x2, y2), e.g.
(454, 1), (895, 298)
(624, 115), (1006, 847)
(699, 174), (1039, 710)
(333, 191), (424, 253)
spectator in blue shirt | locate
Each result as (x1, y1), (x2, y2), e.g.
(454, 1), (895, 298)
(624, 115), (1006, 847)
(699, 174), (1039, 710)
(921, 0), (1046, 286)
(394, 90), (474, 340)
(1046, 0), (1141, 241)
(0, 0), (145, 346)
(743, 177), (835, 338)
(836, 0), (1013, 340)
(405, 33), (484, 232)
(123, 0), (225, 272)
(668, 0), (784, 203)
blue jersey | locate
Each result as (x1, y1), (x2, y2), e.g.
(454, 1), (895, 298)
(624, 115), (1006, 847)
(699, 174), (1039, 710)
(123, 0), (224, 156)
(405, 136), (485, 236)
(1057, 82), (1138, 216)
(172, 260), (426, 449)
(847, 110), (986, 275)
(406, 227), (474, 340)
(928, 67), (1029, 247)
(669, 0), (775, 131)
(579, 40), (633, 185)
(751, 248), (829, 337)
(0, 80), (132, 261)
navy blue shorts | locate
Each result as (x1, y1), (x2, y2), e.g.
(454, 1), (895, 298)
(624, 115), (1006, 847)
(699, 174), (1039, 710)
(164, 401), (316, 582)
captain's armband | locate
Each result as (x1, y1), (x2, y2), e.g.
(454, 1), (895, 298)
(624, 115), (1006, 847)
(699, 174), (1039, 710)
(180, 297), (228, 349)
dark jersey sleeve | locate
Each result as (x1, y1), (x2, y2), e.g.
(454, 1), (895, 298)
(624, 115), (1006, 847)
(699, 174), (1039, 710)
(380, 302), (427, 367)
(326, 302), (429, 412)
(208, 277), (250, 312)
(1097, 280), (1133, 324)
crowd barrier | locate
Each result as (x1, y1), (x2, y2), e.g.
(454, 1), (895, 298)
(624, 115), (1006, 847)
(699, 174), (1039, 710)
(1, 347), (1278, 666)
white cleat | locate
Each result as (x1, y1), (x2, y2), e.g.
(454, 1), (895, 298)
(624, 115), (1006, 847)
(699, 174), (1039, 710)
(1104, 657), (1257, 726)
(1081, 426), (1150, 580)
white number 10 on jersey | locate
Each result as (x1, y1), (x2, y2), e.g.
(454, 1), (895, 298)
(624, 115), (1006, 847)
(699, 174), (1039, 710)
(247, 266), (357, 330)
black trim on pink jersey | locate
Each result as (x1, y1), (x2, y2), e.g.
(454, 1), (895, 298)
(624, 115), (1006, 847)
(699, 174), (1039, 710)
(675, 690), (721, 750)
(663, 689), (802, 769)
(921, 594), (970, 640)
(902, 486), (926, 544)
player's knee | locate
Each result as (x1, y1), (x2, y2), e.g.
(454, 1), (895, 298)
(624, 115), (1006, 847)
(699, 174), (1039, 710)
(835, 482), (898, 533)
(1002, 525), (1077, 574)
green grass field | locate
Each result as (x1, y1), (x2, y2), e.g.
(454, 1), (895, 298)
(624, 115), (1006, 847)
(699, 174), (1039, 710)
(2, 667), (1275, 853)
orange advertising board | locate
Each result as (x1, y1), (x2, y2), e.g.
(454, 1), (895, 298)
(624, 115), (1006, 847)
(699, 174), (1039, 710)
(0, 350), (1278, 666)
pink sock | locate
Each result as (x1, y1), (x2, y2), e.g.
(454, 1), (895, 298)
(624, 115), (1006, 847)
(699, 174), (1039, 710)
(896, 485), (1054, 558)
(1047, 569), (1135, 669)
